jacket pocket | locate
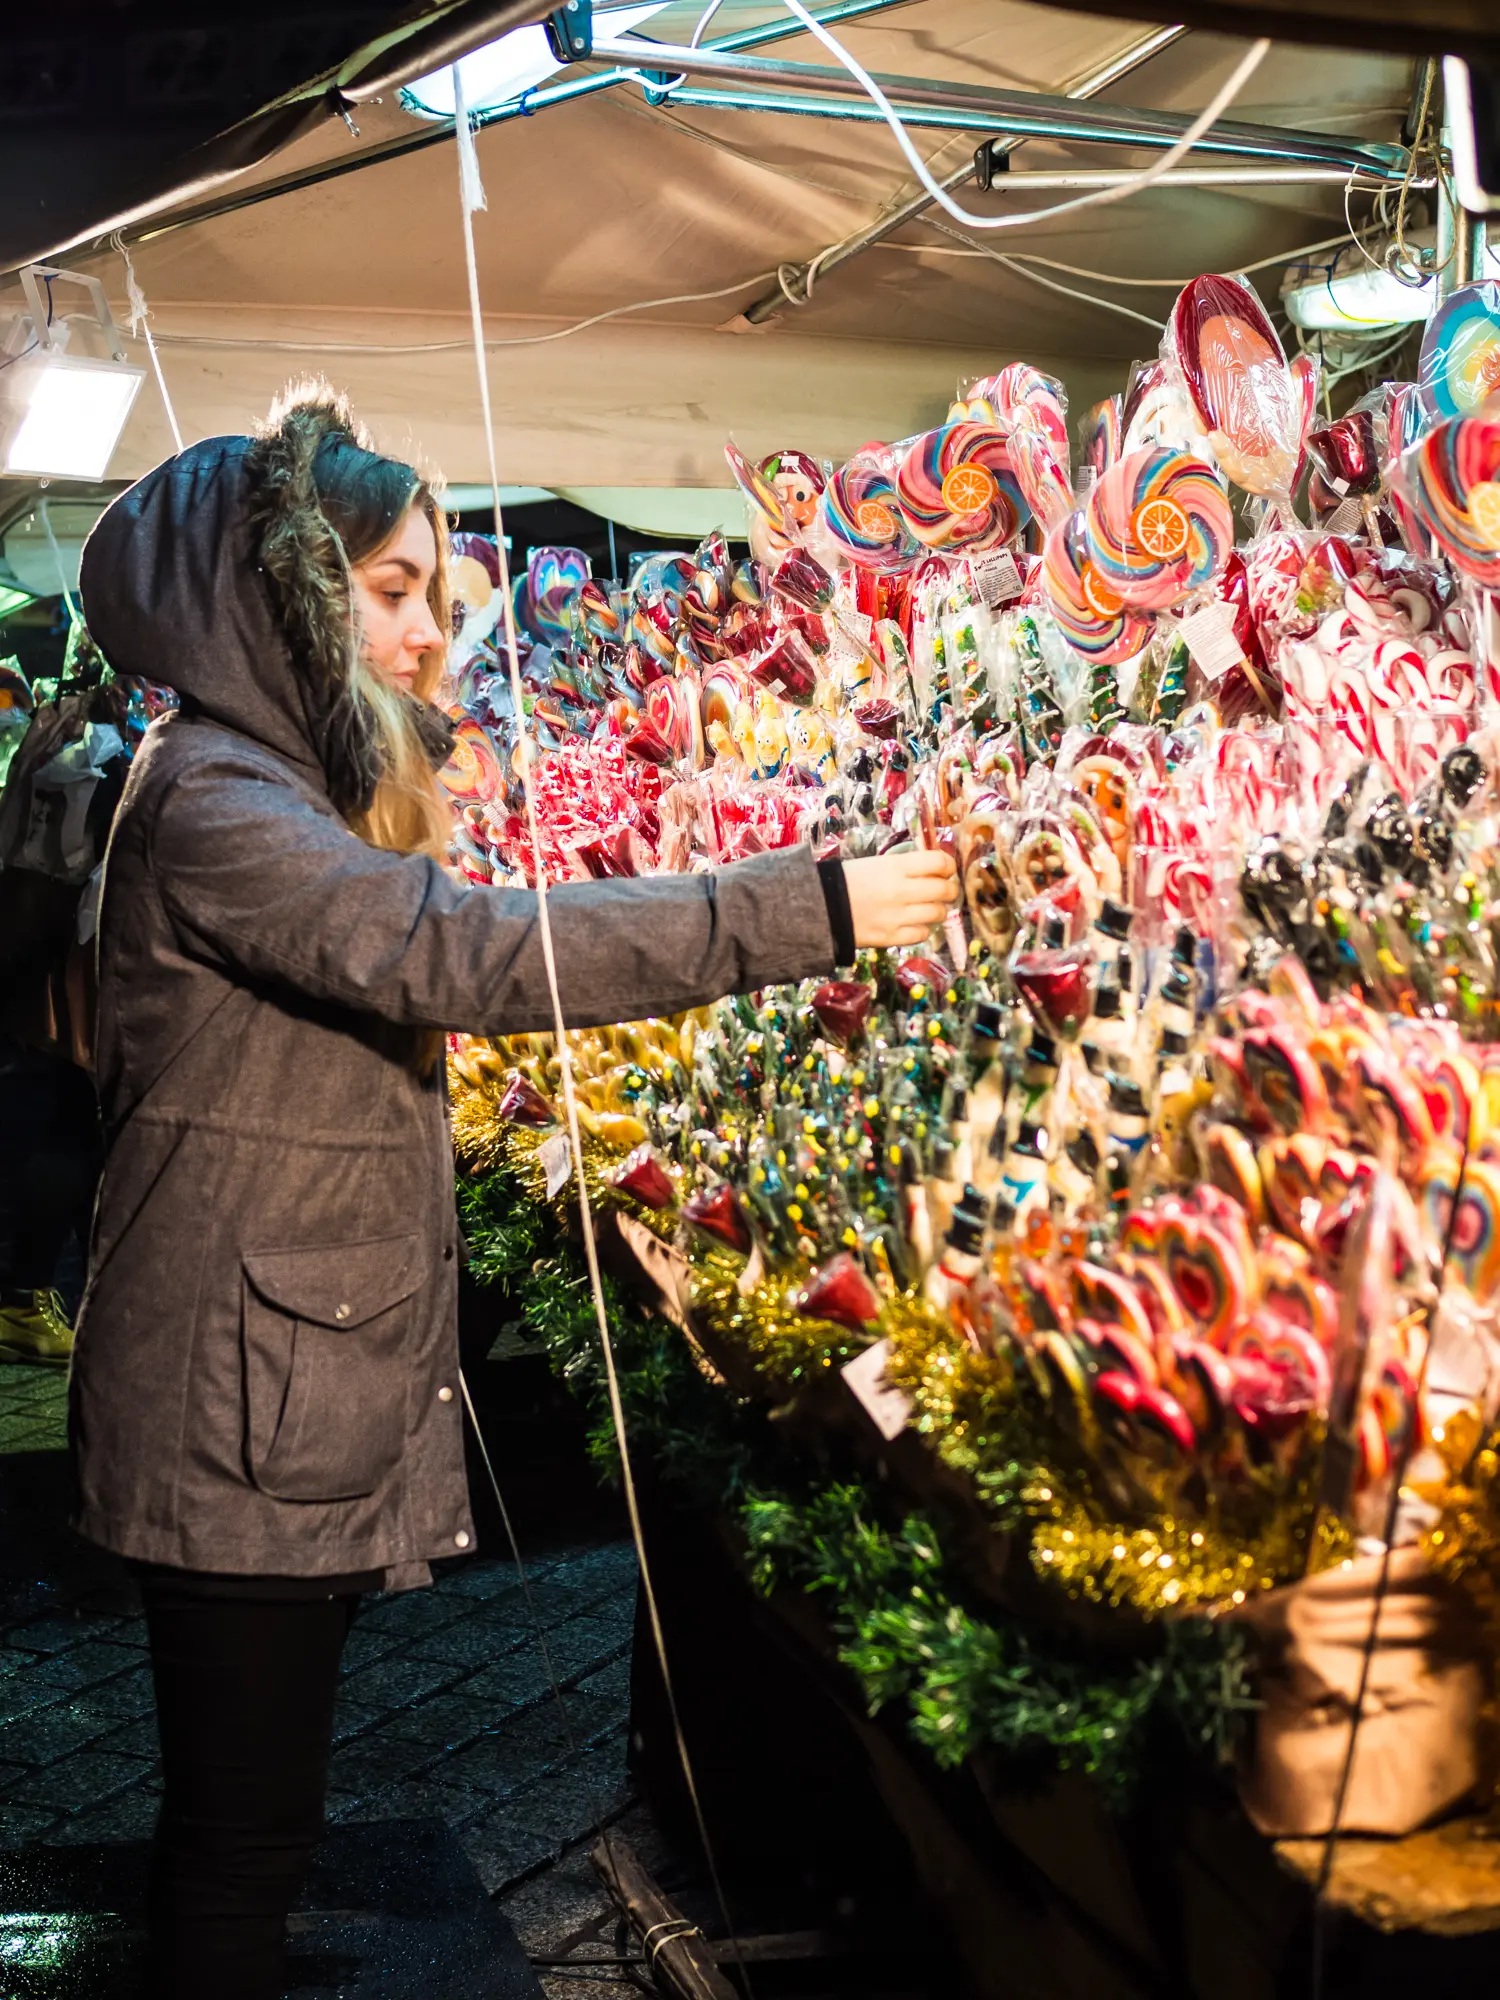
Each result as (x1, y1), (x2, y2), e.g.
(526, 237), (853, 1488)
(241, 1233), (421, 1502)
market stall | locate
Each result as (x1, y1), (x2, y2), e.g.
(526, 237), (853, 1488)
(5, 2), (1499, 1988)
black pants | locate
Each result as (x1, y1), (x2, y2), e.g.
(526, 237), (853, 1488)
(139, 1573), (364, 2000)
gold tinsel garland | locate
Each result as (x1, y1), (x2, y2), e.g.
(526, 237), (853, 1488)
(448, 1062), (677, 1241)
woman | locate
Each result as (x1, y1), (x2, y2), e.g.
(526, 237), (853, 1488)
(73, 387), (956, 1999)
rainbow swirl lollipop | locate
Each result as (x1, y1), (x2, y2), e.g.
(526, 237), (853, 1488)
(1043, 511), (1154, 665)
(1080, 396), (1123, 477)
(896, 422), (1029, 552)
(1084, 447), (1231, 610)
(724, 440), (785, 526)
(1170, 273), (1299, 497)
(1009, 416), (1073, 531)
(440, 717), (503, 804)
(1420, 281), (1500, 423)
(822, 447), (918, 572)
(1398, 410), (1500, 586)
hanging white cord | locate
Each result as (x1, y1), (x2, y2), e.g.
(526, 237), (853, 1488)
(776, 0), (1272, 234)
(111, 233), (184, 455)
(450, 63), (752, 1984)
(38, 500), (80, 628)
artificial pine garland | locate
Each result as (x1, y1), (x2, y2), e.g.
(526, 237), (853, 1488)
(458, 1164), (1257, 1799)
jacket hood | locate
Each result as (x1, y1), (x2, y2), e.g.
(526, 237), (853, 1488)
(82, 433), (328, 782)
(81, 397), (450, 814)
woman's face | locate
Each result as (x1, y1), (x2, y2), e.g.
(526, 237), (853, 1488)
(350, 504), (444, 692)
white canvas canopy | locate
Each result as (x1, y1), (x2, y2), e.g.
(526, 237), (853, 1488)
(6, 0), (1416, 522)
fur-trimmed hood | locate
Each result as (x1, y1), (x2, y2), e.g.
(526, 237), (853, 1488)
(81, 398), (445, 816)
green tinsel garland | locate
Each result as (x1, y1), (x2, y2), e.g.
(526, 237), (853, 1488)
(458, 1164), (1258, 1800)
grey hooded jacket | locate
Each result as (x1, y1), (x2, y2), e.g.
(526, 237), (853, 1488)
(71, 432), (839, 1583)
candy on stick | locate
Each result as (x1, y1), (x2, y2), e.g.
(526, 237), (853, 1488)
(822, 447), (918, 572)
(1419, 280), (1500, 423)
(1168, 274), (1300, 498)
(966, 363), (1070, 452)
(1080, 396), (1124, 478)
(439, 717), (503, 805)
(1289, 351), (1320, 489)
(896, 423), (1029, 552)
(1042, 512), (1155, 666)
(1397, 410), (1500, 587)
(1010, 418), (1074, 532)
(1084, 447), (1232, 610)
(1122, 358), (1205, 460)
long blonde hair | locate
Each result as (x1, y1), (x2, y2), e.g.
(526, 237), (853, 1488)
(344, 486), (455, 863)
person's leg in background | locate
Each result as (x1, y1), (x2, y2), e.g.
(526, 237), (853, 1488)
(0, 1034), (101, 1361)
(139, 1579), (361, 2000)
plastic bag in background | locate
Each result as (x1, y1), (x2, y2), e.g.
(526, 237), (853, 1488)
(1417, 277), (1500, 424)
(1078, 395), (1123, 480)
(1304, 388), (1387, 532)
(1121, 356), (1207, 461)
(1166, 273), (1301, 504)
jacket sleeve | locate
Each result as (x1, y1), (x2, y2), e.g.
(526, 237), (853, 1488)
(148, 752), (836, 1034)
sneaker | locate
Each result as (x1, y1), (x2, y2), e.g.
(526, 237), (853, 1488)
(0, 1290), (75, 1366)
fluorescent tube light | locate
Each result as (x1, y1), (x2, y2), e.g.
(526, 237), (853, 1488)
(1282, 232), (1500, 333)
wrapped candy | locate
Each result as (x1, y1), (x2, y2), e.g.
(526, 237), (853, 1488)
(1167, 274), (1300, 499)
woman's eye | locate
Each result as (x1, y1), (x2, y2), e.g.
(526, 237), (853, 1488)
(383, 590), (406, 606)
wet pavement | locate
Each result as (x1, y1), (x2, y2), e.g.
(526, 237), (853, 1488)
(0, 1358), (641, 1993)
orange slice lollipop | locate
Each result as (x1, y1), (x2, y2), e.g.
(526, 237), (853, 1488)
(941, 463), (998, 516)
(1131, 495), (1190, 561)
(1081, 561), (1125, 618)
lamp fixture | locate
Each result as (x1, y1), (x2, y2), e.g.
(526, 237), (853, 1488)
(402, 2), (668, 120)
(0, 267), (144, 482)
(1281, 230), (1500, 333)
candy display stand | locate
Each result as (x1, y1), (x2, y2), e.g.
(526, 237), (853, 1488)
(446, 275), (1500, 1984)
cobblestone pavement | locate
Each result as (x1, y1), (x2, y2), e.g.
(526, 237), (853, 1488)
(0, 1362), (636, 1897)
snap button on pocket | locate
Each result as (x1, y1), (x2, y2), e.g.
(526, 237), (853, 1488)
(454, 1531), (471, 1550)
(335, 1303), (351, 1320)
(438, 1386), (454, 1403)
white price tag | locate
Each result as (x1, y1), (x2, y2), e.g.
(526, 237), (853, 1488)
(1175, 601), (1245, 684)
(844, 608), (874, 646)
(842, 1339), (912, 1440)
(539, 1132), (572, 1198)
(1327, 472), (1350, 496)
(970, 548), (1022, 606)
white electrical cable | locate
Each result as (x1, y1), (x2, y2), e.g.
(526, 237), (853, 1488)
(152, 271), (781, 356)
(920, 219), (1169, 328)
(111, 233), (185, 454)
(449, 62), (753, 1987)
(777, 0), (1272, 234)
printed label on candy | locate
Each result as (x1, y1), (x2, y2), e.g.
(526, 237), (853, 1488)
(845, 609), (875, 645)
(1324, 498), (1362, 535)
(539, 1132), (572, 1198)
(842, 1338), (912, 1440)
(970, 547), (1022, 605)
(1176, 600), (1244, 683)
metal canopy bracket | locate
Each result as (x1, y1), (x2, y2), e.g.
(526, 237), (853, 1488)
(973, 143), (1010, 194)
(544, 0), (593, 64)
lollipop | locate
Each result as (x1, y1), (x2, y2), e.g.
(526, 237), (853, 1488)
(1009, 417), (1073, 531)
(1419, 280), (1500, 423)
(1042, 511), (1154, 665)
(1398, 410), (1500, 586)
(440, 717), (503, 805)
(822, 448), (918, 572)
(1083, 447), (1232, 609)
(1080, 396), (1123, 477)
(760, 449), (825, 533)
(724, 440), (785, 525)
(968, 363), (1069, 452)
(1305, 407), (1382, 497)
(1169, 273), (1299, 496)
(896, 422), (1028, 552)
(1290, 351), (1320, 488)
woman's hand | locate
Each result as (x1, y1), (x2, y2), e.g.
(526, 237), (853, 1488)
(843, 849), (960, 949)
